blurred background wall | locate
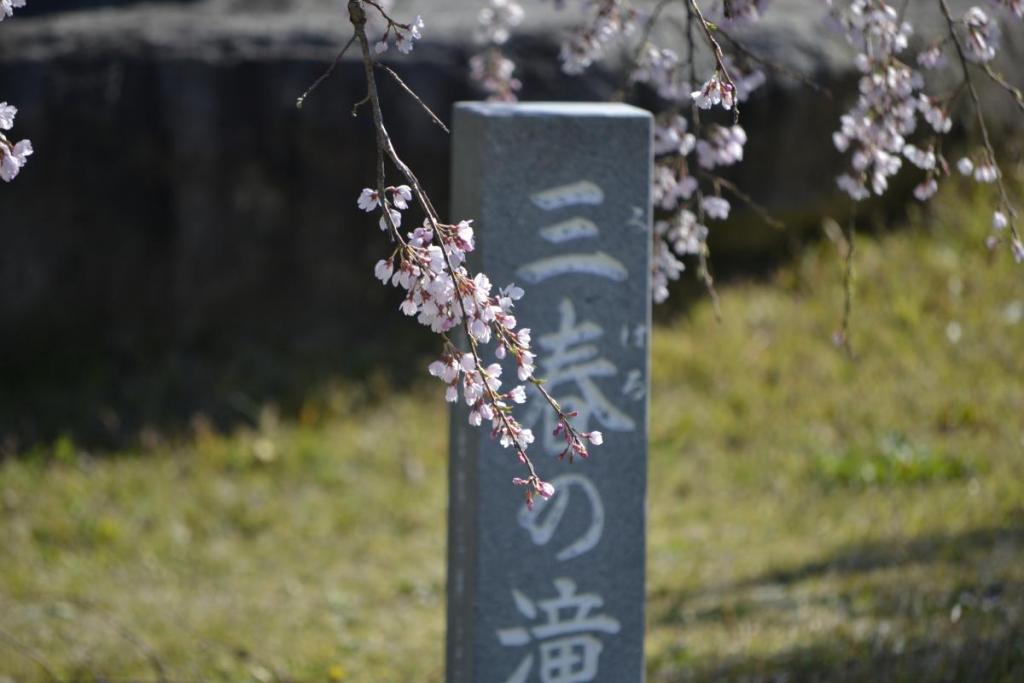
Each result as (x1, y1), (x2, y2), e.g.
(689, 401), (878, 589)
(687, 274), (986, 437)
(0, 0), (1020, 450)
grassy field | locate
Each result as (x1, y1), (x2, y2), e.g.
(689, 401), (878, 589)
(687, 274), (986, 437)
(1, 185), (1023, 682)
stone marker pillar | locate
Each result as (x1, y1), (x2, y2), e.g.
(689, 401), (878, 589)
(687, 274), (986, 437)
(447, 102), (652, 683)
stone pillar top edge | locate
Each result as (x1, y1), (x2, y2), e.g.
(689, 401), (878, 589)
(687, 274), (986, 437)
(454, 101), (653, 119)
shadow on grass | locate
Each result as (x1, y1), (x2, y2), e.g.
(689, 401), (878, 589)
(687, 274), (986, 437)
(657, 626), (1024, 683)
(650, 519), (1024, 682)
(653, 518), (1024, 616)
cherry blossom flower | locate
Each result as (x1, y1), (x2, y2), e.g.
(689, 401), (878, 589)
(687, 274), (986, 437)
(917, 45), (947, 69)
(653, 163), (697, 211)
(358, 188), (380, 211)
(0, 138), (31, 182)
(396, 15), (424, 54)
(696, 125), (746, 169)
(513, 476), (555, 510)
(379, 207), (402, 231)
(0, 0), (25, 21)
(918, 96), (953, 134)
(389, 184), (412, 209)
(374, 12), (424, 55)
(962, 6), (999, 63)
(913, 178), (938, 201)
(0, 102), (15, 130)
(702, 196), (731, 220)
(654, 116), (696, 157)
(837, 174), (870, 201)
(903, 144), (936, 171)
(974, 163), (998, 183)
(1012, 238), (1024, 263)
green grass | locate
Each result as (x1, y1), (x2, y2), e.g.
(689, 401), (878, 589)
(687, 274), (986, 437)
(1, 184), (1023, 682)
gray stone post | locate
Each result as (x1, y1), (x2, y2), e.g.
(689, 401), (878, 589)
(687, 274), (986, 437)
(446, 102), (652, 683)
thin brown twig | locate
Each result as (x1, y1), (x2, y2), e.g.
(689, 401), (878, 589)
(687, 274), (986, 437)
(296, 33), (357, 109)
(839, 208), (856, 359)
(691, 185), (723, 320)
(686, 0), (700, 127)
(700, 171), (785, 229)
(375, 63), (450, 133)
(351, 92), (371, 118)
(363, 0), (405, 27)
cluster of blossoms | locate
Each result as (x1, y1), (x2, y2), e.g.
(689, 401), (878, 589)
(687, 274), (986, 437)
(828, 0), (924, 200)
(644, 59), (762, 300)
(463, 0), (781, 300)
(649, 114), (756, 300)
(359, 181), (601, 500)
(827, 0), (1023, 261)
(372, 6), (424, 55)
(558, 0), (639, 74)
(0, 1), (30, 182)
(632, 46), (690, 101)
(548, 0), (769, 301)
(691, 71), (737, 110)
(529, 0), (1024, 302)
(470, 0), (524, 101)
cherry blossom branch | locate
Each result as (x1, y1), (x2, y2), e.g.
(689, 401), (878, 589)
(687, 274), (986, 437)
(686, 0), (741, 122)
(0, 0), (32, 182)
(687, 8), (722, 314)
(470, 0), (524, 101)
(340, 0), (603, 504)
(938, 0), (1022, 255)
